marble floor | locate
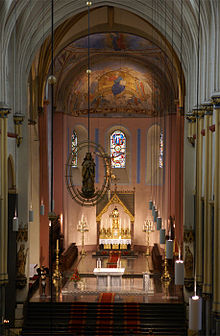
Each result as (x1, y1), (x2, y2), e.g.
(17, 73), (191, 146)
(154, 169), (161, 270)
(30, 251), (183, 304)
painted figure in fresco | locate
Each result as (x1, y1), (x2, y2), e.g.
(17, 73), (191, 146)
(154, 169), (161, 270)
(112, 76), (125, 96)
(17, 244), (28, 276)
(82, 152), (95, 198)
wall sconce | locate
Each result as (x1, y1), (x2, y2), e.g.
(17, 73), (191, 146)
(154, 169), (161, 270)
(13, 113), (25, 147)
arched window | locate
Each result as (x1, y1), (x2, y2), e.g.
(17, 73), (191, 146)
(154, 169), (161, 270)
(159, 129), (164, 168)
(71, 130), (77, 167)
(110, 130), (126, 168)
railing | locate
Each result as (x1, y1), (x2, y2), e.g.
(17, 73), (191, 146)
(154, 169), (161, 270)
(1, 324), (21, 336)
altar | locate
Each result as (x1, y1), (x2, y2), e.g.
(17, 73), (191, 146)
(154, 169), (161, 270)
(93, 267), (125, 288)
(96, 193), (134, 251)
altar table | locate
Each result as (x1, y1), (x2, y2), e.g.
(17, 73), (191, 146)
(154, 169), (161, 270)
(93, 267), (125, 288)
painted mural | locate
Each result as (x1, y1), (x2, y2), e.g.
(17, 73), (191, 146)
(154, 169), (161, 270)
(54, 33), (171, 116)
(72, 33), (158, 52)
(68, 61), (161, 116)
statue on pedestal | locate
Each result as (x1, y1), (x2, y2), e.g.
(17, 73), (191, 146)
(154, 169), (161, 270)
(16, 244), (28, 288)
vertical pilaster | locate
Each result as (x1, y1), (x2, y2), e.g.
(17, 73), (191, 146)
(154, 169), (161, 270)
(202, 102), (213, 294)
(211, 93), (220, 314)
(195, 108), (205, 283)
(0, 105), (10, 285)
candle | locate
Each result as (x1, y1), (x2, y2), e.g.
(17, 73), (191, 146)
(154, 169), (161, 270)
(160, 229), (165, 244)
(166, 239), (173, 259)
(157, 217), (162, 230)
(56, 239), (59, 251)
(175, 260), (184, 285)
(189, 296), (202, 330)
(60, 213), (63, 233)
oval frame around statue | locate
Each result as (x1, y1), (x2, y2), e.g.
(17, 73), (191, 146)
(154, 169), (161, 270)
(65, 140), (111, 206)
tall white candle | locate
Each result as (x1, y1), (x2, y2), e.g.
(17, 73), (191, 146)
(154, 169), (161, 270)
(166, 240), (173, 259)
(175, 260), (184, 285)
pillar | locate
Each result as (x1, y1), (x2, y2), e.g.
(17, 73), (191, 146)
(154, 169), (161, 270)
(194, 107), (205, 283)
(0, 103), (11, 322)
(174, 106), (184, 246)
(39, 101), (50, 267)
(211, 93), (220, 316)
(202, 102), (213, 295)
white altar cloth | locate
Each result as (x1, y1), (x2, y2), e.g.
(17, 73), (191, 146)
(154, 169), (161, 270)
(93, 268), (125, 288)
(99, 239), (131, 245)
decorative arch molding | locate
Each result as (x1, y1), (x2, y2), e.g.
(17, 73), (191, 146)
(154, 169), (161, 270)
(2, 0), (217, 111)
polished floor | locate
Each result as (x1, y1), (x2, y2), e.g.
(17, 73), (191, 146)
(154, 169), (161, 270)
(31, 251), (183, 304)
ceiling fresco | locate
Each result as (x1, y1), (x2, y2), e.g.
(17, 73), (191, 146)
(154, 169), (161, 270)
(54, 33), (176, 117)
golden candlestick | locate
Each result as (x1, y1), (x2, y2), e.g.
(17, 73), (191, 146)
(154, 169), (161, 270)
(161, 239), (171, 282)
(143, 220), (154, 256)
(77, 216), (89, 256)
(52, 239), (63, 300)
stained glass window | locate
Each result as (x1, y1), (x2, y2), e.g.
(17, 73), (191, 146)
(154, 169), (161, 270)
(159, 129), (163, 168)
(71, 130), (77, 167)
(110, 130), (126, 168)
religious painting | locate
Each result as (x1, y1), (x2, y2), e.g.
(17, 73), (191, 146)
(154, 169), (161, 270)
(54, 32), (170, 116)
(68, 62), (161, 116)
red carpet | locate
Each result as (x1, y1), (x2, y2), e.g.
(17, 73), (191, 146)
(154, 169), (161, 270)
(98, 293), (115, 302)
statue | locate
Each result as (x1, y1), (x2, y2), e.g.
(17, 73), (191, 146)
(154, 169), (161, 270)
(16, 244), (28, 288)
(184, 245), (193, 278)
(17, 244), (28, 276)
(81, 152), (95, 198)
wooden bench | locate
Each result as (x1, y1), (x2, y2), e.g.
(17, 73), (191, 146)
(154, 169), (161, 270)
(60, 243), (78, 271)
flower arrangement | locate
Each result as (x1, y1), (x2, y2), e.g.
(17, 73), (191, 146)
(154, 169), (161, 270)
(71, 269), (80, 282)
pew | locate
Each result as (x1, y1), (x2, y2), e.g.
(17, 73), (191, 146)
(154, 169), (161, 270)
(60, 243), (78, 271)
(151, 243), (163, 273)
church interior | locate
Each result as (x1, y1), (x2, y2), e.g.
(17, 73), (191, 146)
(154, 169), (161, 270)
(0, 0), (220, 335)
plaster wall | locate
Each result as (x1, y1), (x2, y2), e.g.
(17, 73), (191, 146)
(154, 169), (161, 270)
(53, 113), (179, 250)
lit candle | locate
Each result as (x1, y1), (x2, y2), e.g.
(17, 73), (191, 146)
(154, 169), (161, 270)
(166, 239), (173, 259)
(189, 296), (202, 330)
(175, 260), (184, 285)
(60, 213), (63, 233)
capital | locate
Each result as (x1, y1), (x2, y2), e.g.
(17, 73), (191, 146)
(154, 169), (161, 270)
(201, 100), (213, 115)
(13, 113), (25, 125)
(0, 102), (11, 118)
(211, 92), (220, 108)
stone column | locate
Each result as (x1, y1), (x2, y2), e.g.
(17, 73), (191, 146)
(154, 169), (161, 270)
(202, 102), (213, 295)
(0, 103), (11, 325)
(194, 107), (205, 283)
(0, 104), (10, 285)
(211, 93), (220, 316)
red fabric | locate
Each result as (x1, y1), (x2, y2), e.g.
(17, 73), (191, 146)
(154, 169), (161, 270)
(98, 293), (115, 303)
